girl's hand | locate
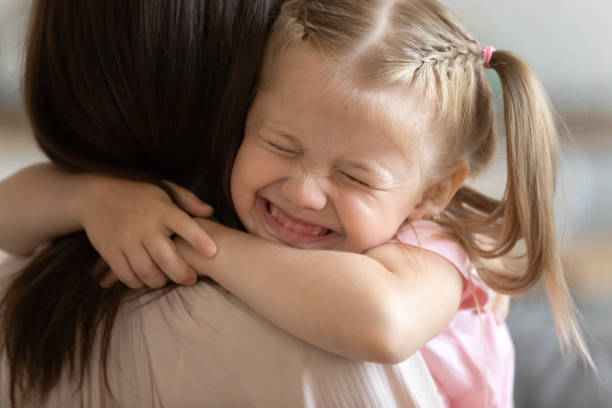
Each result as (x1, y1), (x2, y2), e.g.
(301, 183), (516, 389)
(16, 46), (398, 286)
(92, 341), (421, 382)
(172, 218), (229, 279)
(75, 176), (217, 289)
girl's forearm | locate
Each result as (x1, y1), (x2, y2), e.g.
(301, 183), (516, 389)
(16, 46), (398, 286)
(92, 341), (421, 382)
(0, 163), (86, 254)
(176, 219), (408, 363)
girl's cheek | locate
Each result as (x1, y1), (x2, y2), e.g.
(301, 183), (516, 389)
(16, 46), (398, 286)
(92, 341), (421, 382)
(339, 192), (380, 220)
(336, 195), (377, 236)
(336, 194), (404, 251)
(252, 151), (294, 184)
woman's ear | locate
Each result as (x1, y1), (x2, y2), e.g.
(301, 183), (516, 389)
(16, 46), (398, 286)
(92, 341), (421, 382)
(411, 161), (469, 220)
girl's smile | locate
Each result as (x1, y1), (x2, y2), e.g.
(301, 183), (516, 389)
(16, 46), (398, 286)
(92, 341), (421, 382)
(258, 197), (339, 246)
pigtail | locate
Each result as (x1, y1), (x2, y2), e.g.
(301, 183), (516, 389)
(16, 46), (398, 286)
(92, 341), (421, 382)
(490, 50), (558, 289)
(489, 50), (593, 367)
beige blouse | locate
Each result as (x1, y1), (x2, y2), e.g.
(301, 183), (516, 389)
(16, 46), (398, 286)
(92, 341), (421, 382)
(0, 256), (443, 407)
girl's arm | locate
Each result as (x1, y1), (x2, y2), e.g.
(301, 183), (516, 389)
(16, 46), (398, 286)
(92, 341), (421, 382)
(0, 163), (85, 255)
(0, 163), (216, 287)
(175, 218), (463, 364)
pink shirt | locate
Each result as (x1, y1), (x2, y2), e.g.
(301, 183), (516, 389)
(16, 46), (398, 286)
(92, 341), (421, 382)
(394, 220), (515, 408)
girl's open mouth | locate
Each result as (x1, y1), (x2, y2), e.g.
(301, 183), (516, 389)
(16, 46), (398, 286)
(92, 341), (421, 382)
(259, 197), (335, 245)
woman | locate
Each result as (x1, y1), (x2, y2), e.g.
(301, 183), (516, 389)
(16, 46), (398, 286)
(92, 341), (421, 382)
(0, 0), (441, 406)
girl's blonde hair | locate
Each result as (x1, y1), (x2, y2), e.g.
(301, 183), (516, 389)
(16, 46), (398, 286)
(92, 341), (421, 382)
(264, 0), (592, 365)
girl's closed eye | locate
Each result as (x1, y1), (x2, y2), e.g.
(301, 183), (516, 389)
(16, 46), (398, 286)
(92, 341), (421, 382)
(266, 140), (299, 156)
(342, 172), (370, 188)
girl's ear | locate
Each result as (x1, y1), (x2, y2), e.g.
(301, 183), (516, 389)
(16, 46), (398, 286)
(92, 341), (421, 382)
(411, 161), (469, 220)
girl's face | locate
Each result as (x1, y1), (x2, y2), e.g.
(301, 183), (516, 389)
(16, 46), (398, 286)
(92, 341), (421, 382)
(231, 46), (438, 252)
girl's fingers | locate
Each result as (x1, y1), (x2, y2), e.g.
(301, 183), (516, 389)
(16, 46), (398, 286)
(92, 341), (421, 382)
(108, 252), (146, 289)
(165, 210), (217, 258)
(143, 237), (198, 285)
(127, 243), (169, 289)
(163, 180), (214, 217)
(100, 271), (119, 288)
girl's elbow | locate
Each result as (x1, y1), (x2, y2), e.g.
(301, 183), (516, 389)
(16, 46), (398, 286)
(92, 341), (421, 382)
(362, 304), (417, 364)
(365, 328), (416, 364)
(354, 291), (420, 364)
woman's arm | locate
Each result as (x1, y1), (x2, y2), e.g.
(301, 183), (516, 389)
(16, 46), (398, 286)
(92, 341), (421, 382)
(176, 218), (463, 364)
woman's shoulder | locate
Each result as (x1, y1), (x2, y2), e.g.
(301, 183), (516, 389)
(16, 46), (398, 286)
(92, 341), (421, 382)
(116, 281), (444, 407)
(0, 255), (443, 407)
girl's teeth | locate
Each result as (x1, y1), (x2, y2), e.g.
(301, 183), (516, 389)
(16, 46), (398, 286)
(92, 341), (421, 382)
(283, 219), (298, 231)
(269, 202), (328, 237)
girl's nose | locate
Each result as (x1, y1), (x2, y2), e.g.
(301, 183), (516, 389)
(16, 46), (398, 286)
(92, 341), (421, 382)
(280, 175), (327, 211)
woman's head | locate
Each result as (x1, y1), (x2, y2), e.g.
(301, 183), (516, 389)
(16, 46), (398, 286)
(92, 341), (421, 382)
(231, 0), (591, 365)
(25, 0), (280, 226)
(4, 0), (284, 404)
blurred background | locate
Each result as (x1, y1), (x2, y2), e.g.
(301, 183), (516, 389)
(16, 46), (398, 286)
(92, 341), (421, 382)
(0, 0), (610, 406)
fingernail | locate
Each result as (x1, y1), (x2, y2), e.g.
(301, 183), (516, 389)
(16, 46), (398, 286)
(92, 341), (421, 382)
(188, 269), (198, 284)
(206, 244), (217, 257)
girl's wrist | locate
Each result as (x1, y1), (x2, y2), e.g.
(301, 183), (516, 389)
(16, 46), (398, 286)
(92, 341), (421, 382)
(69, 171), (104, 229)
(184, 219), (246, 280)
(175, 234), (219, 280)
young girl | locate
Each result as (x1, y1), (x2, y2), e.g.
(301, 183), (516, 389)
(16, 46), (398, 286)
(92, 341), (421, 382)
(1, 0), (592, 406)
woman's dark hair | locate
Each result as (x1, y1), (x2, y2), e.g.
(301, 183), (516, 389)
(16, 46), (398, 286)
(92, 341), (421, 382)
(0, 0), (283, 404)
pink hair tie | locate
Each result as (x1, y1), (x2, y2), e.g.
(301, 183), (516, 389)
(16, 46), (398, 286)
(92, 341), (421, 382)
(482, 46), (496, 69)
